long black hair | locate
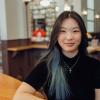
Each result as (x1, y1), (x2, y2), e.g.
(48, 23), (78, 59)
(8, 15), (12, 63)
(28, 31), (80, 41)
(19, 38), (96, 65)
(40, 11), (88, 99)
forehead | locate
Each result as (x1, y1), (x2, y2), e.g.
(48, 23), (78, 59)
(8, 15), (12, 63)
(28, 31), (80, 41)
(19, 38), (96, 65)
(61, 18), (79, 29)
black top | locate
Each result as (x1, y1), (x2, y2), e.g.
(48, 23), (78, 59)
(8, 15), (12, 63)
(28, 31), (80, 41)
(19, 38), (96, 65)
(25, 53), (100, 100)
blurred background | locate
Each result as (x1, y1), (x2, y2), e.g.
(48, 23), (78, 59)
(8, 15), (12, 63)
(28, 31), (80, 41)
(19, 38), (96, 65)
(0, 0), (100, 81)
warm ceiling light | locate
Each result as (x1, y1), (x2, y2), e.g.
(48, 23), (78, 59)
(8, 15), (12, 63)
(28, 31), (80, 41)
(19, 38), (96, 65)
(55, 6), (59, 12)
(95, 14), (100, 19)
(82, 10), (87, 16)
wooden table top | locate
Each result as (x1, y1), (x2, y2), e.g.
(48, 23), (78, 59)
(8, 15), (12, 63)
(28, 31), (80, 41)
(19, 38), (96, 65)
(7, 43), (49, 52)
(0, 73), (21, 100)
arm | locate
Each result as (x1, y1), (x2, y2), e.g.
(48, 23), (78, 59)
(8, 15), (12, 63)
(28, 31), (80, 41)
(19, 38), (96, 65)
(95, 89), (100, 100)
(13, 82), (47, 100)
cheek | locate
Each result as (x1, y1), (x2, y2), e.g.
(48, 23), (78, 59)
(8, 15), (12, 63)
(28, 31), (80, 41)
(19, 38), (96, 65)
(76, 35), (82, 44)
(75, 33), (81, 40)
(57, 35), (64, 45)
(58, 34), (64, 42)
(57, 39), (62, 48)
(77, 36), (81, 41)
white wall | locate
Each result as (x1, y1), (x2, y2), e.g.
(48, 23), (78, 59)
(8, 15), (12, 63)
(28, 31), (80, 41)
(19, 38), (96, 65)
(0, 0), (27, 40)
(73, 0), (81, 15)
(56, 0), (65, 16)
(6, 0), (19, 39)
(16, 0), (27, 39)
(67, 0), (81, 15)
(0, 0), (7, 40)
(56, 0), (82, 16)
(5, 0), (27, 40)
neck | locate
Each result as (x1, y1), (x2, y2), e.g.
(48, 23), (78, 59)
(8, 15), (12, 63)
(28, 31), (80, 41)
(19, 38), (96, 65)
(62, 50), (79, 58)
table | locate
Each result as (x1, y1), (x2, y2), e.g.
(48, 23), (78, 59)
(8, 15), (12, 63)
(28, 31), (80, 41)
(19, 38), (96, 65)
(0, 73), (21, 100)
(7, 43), (49, 57)
(87, 46), (100, 53)
(7, 43), (48, 52)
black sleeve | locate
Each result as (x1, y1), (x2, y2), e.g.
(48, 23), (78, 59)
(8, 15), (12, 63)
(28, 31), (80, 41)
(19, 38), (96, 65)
(94, 60), (100, 88)
(24, 61), (48, 90)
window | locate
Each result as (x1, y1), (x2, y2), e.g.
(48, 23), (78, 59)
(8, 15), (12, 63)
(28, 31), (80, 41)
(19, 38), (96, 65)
(87, 0), (94, 32)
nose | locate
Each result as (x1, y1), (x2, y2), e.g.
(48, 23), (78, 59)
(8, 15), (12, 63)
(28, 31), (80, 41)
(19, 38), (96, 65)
(65, 32), (73, 40)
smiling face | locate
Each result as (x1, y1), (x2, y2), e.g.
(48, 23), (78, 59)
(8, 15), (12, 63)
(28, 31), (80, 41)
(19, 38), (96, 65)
(58, 18), (82, 56)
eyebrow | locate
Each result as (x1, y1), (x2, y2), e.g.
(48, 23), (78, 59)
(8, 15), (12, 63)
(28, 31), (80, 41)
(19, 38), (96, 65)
(60, 26), (80, 30)
(73, 27), (80, 30)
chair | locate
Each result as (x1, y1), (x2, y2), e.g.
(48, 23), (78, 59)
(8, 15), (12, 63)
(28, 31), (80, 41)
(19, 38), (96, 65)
(0, 73), (21, 100)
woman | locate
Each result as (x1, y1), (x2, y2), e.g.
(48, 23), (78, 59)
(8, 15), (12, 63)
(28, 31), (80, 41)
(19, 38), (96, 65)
(13, 11), (100, 100)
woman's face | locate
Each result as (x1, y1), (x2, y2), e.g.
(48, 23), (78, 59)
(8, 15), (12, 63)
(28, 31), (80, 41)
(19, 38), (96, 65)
(58, 18), (82, 54)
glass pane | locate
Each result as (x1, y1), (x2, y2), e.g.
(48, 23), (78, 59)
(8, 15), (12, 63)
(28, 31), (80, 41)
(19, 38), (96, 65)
(87, 10), (94, 20)
(87, 0), (94, 9)
(87, 21), (94, 32)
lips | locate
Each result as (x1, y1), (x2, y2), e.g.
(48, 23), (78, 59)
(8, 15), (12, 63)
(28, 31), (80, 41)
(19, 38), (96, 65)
(64, 43), (75, 46)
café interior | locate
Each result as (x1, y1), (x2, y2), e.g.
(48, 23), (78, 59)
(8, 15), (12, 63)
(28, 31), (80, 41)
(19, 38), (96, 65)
(0, 0), (100, 99)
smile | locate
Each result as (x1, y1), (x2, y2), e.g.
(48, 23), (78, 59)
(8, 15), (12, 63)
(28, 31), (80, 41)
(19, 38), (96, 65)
(64, 43), (75, 46)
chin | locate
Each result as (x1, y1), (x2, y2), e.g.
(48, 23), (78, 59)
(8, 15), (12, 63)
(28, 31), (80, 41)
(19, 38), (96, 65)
(63, 48), (77, 53)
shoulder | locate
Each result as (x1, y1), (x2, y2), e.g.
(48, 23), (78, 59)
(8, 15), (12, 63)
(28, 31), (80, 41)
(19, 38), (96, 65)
(85, 55), (100, 68)
(36, 60), (47, 67)
(86, 56), (100, 63)
(33, 60), (48, 73)
(24, 59), (48, 90)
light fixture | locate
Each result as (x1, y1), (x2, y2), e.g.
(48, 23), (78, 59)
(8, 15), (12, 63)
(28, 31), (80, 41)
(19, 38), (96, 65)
(95, 14), (100, 19)
(40, 0), (50, 7)
(82, 10), (87, 16)
(64, 4), (71, 11)
(23, 0), (31, 38)
(23, 0), (31, 4)
(55, 6), (59, 12)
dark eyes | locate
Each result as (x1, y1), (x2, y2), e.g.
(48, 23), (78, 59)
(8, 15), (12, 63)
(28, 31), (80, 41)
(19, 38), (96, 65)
(60, 30), (66, 32)
(60, 30), (80, 33)
(73, 30), (80, 32)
